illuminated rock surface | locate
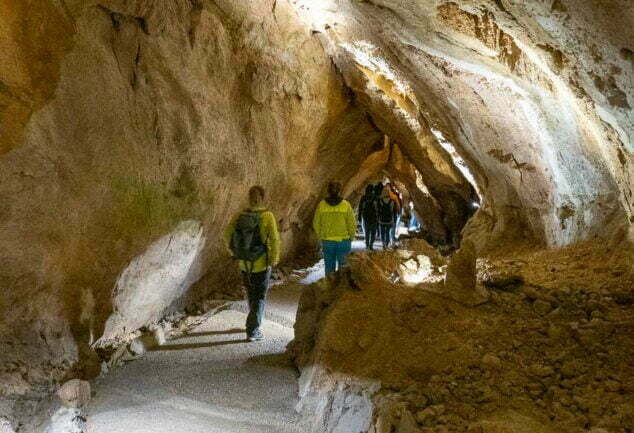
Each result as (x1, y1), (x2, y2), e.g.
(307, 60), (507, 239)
(0, 1), (631, 431)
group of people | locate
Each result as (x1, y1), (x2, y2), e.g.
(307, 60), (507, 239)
(358, 182), (403, 250)
(224, 181), (402, 341)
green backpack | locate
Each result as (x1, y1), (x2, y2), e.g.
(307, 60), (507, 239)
(230, 210), (267, 262)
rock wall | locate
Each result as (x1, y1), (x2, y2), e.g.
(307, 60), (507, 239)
(291, 0), (633, 249)
(0, 0), (382, 412)
(0, 0), (632, 427)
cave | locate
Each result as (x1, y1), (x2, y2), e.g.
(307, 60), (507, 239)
(0, 1), (632, 432)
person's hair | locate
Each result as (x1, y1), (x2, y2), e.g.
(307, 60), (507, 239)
(248, 185), (265, 206)
(327, 181), (342, 198)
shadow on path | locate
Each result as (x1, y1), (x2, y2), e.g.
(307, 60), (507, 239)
(246, 352), (295, 368)
(175, 328), (244, 339)
(153, 339), (247, 351)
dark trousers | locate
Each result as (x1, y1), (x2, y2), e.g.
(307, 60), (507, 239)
(379, 223), (392, 248)
(241, 268), (271, 336)
(363, 220), (377, 250)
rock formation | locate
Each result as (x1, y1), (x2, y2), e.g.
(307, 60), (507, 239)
(0, 0), (632, 430)
(290, 244), (634, 432)
(1, 0), (382, 413)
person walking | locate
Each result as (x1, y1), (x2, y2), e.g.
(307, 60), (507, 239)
(373, 182), (384, 240)
(313, 181), (356, 275)
(358, 184), (379, 250)
(408, 200), (421, 232)
(386, 183), (403, 243)
(377, 188), (396, 249)
(224, 185), (280, 342)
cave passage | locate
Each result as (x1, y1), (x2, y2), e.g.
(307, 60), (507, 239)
(345, 132), (481, 251)
(1, 1), (632, 432)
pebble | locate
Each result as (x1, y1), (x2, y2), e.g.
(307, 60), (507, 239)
(604, 380), (621, 392)
(415, 405), (445, 425)
(533, 300), (553, 315)
(529, 364), (554, 377)
(590, 310), (603, 319)
(482, 354), (502, 369)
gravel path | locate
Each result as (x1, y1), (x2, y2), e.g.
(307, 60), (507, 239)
(83, 242), (367, 433)
(85, 281), (306, 433)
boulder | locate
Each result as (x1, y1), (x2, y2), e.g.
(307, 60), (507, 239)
(533, 300), (553, 315)
(397, 410), (418, 433)
(57, 379), (91, 408)
(129, 331), (165, 356)
(152, 327), (166, 346)
(44, 407), (85, 433)
(444, 241), (488, 306)
(0, 418), (16, 433)
(482, 354), (502, 370)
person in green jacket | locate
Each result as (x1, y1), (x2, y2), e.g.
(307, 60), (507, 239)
(312, 181), (357, 275)
(224, 185), (280, 341)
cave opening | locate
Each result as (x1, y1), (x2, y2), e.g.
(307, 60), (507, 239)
(345, 130), (481, 252)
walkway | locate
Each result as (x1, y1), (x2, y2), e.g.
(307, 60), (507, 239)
(84, 242), (371, 433)
(85, 276), (312, 433)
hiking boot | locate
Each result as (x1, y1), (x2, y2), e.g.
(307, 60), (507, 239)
(247, 329), (264, 342)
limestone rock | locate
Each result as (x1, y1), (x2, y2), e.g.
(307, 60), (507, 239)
(399, 256), (434, 285)
(416, 405), (445, 426)
(0, 0), (383, 400)
(0, 418), (16, 433)
(57, 379), (91, 408)
(529, 364), (554, 378)
(1, 0), (633, 429)
(0, 372), (31, 396)
(482, 354), (502, 370)
(152, 327), (166, 346)
(128, 338), (147, 356)
(290, 243), (634, 433)
(533, 300), (553, 315)
(397, 410), (418, 433)
(444, 241), (488, 306)
(44, 407), (85, 433)
(128, 333), (163, 356)
(469, 410), (557, 433)
(446, 241), (477, 290)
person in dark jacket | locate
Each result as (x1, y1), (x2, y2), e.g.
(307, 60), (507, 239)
(358, 184), (378, 250)
(377, 188), (397, 249)
(373, 182), (384, 240)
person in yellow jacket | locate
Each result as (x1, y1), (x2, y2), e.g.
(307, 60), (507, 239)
(312, 181), (357, 275)
(224, 186), (280, 341)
